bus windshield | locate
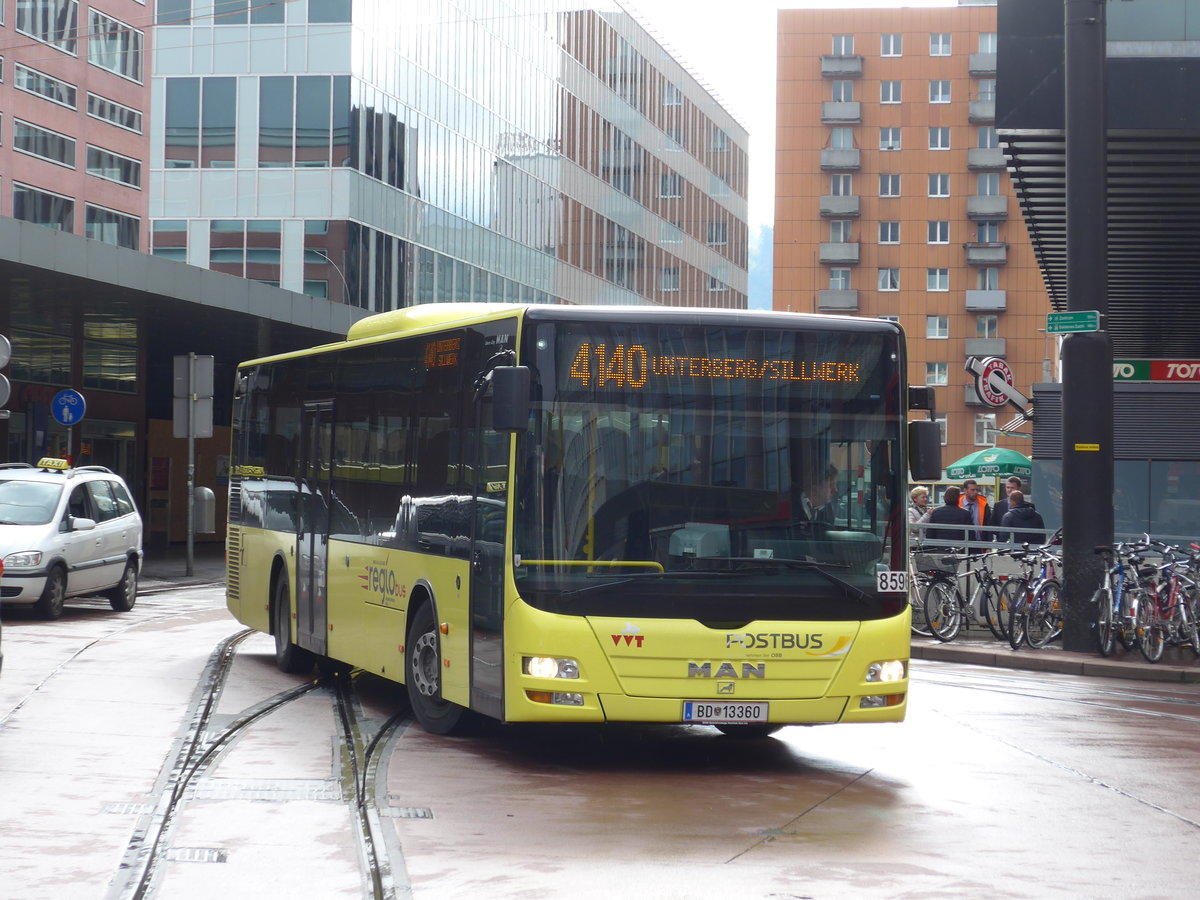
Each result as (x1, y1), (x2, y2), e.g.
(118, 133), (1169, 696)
(513, 316), (906, 623)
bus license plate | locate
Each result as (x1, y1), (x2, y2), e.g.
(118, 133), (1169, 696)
(682, 701), (768, 724)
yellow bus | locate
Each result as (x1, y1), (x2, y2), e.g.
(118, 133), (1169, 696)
(226, 303), (940, 736)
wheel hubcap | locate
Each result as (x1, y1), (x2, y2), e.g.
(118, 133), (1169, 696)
(411, 632), (440, 698)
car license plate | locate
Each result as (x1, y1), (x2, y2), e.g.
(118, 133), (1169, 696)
(682, 701), (768, 724)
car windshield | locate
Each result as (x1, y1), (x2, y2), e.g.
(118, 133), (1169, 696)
(512, 316), (906, 622)
(0, 480), (63, 526)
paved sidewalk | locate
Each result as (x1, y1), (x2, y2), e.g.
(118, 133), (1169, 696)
(912, 624), (1200, 683)
(139, 540), (227, 589)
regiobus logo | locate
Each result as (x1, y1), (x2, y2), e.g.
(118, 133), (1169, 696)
(359, 563), (406, 602)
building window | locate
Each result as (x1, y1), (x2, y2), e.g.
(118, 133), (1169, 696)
(707, 276), (728, 293)
(14, 64), (76, 108)
(977, 222), (1000, 242)
(13, 182), (74, 232)
(829, 268), (851, 290)
(926, 363), (948, 386)
(663, 82), (682, 106)
(830, 127), (854, 150)
(929, 127), (951, 150)
(881, 33), (902, 57)
(978, 126), (998, 149)
(831, 80), (854, 102)
(979, 32), (998, 53)
(878, 268), (900, 292)
(926, 315), (949, 339)
(831, 173), (853, 196)
(707, 221), (728, 245)
(878, 314), (900, 324)
(829, 220), (853, 243)
(880, 127), (901, 151)
(930, 33), (952, 56)
(17, 0), (78, 54)
(88, 10), (144, 83)
(832, 34), (854, 56)
(660, 267), (680, 292)
(928, 221), (949, 244)
(87, 93), (142, 133)
(978, 79), (996, 102)
(879, 221), (900, 244)
(929, 80), (951, 104)
(659, 173), (682, 198)
(976, 314), (999, 338)
(710, 128), (729, 152)
(978, 267), (999, 290)
(935, 414), (948, 445)
(975, 413), (997, 446)
(152, 220), (187, 261)
(86, 146), (142, 187)
(13, 120), (76, 167)
(85, 204), (139, 250)
(879, 174), (901, 197)
(881, 80), (902, 104)
(978, 173), (1001, 196)
(929, 173), (951, 197)
(927, 268), (949, 291)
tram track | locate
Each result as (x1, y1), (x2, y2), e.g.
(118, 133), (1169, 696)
(108, 630), (412, 900)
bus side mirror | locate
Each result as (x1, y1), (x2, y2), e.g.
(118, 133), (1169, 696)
(908, 419), (942, 481)
(491, 366), (531, 433)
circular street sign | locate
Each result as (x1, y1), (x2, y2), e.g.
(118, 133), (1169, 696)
(977, 357), (1015, 408)
(51, 389), (87, 426)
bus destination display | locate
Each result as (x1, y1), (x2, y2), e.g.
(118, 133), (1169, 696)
(567, 342), (864, 389)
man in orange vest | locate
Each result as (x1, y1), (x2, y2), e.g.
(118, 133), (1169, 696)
(959, 478), (992, 546)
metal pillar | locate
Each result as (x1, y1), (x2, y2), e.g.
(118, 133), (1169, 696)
(1061, 0), (1113, 651)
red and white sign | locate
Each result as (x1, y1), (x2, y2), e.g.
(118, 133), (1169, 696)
(977, 357), (1015, 407)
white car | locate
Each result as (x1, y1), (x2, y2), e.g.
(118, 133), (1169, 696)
(0, 458), (143, 619)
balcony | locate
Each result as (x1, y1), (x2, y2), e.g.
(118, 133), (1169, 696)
(969, 52), (997, 75)
(964, 384), (987, 407)
(820, 195), (860, 217)
(818, 289), (859, 311)
(967, 195), (1009, 221)
(968, 147), (1006, 170)
(821, 55), (863, 78)
(969, 99), (996, 123)
(965, 338), (1006, 358)
(820, 148), (861, 171)
(965, 289), (1007, 311)
(819, 242), (860, 264)
(965, 242), (1008, 265)
(821, 101), (861, 124)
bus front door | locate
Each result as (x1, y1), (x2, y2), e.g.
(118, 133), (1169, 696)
(297, 401), (333, 657)
(470, 429), (508, 720)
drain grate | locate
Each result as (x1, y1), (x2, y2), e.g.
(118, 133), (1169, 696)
(185, 778), (342, 801)
(104, 802), (152, 816)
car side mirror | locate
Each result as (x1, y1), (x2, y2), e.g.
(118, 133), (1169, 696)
(71, 517), (97, 532)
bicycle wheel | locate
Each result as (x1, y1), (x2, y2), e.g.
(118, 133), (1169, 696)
(999, 579), (1026, 645)
(910, 574), (933, 637)
(1094, 588), (1116, 657)
(978, 580), (1006, 642)
(1182, 588), (1200, 659)
(923, 577), (962, 643)
(1026, 581), (1061, 649)
(1041, 580), (1065, 643)
(1007, 581), (1029, 650)
(1137, 585), (1166, 663)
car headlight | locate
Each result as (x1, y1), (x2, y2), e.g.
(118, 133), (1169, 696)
(3, 550), (43, 569)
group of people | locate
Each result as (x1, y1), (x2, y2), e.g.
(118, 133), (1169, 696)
(908, 475), (1046, 547)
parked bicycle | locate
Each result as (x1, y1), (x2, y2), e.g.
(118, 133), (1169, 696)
(1136, 540), (1200, 663)
(1093, 539), (1154, 657)
(1005, 544), (1062, 650)
(918, 549), (1012, 643)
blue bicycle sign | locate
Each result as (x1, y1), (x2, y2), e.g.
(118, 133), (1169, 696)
(51, 389), (87, 426)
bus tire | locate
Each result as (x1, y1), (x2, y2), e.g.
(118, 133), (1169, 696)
(272, 573), (315, 675)
(406, 601), (468, 735)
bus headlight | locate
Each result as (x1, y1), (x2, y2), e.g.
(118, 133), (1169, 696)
(865, 659), (906, 683)
(523, 656), (580, 679)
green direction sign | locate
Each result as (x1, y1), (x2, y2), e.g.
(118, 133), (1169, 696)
(1047, 310), (1101, 333)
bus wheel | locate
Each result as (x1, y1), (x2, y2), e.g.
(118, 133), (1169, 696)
(406, 602), (467, 735)
(272, 574), (315, 675)
(714, 724), (784, 739)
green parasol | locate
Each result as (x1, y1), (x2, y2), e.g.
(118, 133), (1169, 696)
(945, 448), (1032, 481)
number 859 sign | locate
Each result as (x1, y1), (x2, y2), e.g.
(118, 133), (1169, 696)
(877, 570), (907, 593)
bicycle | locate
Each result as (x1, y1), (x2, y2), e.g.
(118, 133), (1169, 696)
(1006, 545), (1062, 650)
(1137, 541), (1200, 663)
(1093, 539), (1153, 657)
(917, 551), (969, 642)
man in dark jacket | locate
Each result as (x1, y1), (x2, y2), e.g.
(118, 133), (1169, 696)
(989, 476), (1024, 538)
(926, 486), (974, 546)
(1000, 491), (1045, 545)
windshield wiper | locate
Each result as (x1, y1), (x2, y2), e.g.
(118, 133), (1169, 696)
(728, 557), (872, 605)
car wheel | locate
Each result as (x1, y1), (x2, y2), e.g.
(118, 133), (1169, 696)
(106, 559), (138, 612)
(34, 566), (67, 620)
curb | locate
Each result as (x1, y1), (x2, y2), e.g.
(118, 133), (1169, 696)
(912, 638), (1200, 684)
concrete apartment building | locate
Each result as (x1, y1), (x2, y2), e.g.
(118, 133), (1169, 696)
(774, 0), (1051, 468)
(1, 1), (748, 540)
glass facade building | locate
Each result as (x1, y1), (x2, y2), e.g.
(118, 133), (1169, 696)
(149, 0), (750, 311)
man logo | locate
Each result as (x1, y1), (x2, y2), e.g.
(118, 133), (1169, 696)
(717, 682), (735, 695)
(687, 662), (766, 679)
